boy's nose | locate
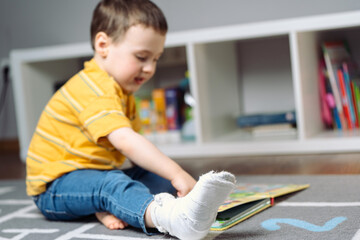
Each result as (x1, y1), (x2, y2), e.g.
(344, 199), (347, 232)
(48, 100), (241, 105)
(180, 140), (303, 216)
(143, 62), (156, 74)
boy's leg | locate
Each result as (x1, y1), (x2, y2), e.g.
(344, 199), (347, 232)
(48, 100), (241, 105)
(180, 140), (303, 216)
(95, 166), (176, 230)
(123, 166), (176, 195)
(33, 168), (236, 239)
(33, 169), (153, 234)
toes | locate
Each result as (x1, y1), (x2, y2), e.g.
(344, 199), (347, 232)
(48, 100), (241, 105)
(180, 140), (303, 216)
(108, 220), (128, 230)
(95, 212), (128, 230)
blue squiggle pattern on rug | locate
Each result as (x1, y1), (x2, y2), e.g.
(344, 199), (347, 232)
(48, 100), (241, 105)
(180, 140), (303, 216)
(261, 217), (347, 232)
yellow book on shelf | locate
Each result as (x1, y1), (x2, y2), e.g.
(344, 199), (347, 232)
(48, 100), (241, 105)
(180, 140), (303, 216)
(139, 99), (152, 134)
(152, 89), (167, 132)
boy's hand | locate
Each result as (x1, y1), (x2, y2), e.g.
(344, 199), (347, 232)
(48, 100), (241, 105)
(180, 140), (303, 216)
(171, 170), (197, 197)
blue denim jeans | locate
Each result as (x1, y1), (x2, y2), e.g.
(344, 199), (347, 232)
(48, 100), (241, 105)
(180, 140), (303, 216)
(33, 166), (175, 234)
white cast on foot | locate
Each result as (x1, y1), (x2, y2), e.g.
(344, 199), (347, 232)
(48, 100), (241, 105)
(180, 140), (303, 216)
(150, 171), (236, 240)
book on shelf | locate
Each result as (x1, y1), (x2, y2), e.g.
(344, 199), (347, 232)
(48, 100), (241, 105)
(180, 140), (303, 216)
(344, 63), (360, 128)
(152, 88), (167, 132)
(337, 69), (353, 129)
(236, 111), (296, 128)
(353, 80), (360, 127)
(136, 87), (189, 143)
(318, 60), (336, 129)
(211, 183), (309, 231)
(342, 63), (357, 128)
(138, 99), (152, 135)
(321, 41), (360, 130)
(165, 87), (184, 131)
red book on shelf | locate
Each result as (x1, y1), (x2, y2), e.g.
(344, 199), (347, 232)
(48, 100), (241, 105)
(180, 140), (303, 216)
(337, 69), (352, 129)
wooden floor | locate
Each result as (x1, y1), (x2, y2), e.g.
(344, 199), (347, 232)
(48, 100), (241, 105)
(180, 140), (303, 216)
(178, 153), (360, 177)
(1, 146), (360, 180)
(0, 152), (26, 179)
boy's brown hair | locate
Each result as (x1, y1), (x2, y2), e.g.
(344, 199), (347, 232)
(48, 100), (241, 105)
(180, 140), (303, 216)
(90, 0), (168, 50)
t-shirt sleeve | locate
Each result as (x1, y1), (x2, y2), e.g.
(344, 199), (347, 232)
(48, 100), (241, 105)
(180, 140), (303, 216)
(79, 96), (132, 143)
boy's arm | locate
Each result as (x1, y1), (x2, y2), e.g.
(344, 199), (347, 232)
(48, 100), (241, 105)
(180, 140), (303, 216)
(107, 127), (196, 197)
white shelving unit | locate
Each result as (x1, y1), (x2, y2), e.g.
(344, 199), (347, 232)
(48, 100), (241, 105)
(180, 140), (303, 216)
(11, 10), (360, 161)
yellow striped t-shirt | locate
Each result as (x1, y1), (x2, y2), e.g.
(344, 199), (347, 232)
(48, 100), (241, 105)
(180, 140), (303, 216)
(26, 58), (141, 196)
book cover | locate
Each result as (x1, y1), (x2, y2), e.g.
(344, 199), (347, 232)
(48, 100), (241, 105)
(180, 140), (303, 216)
(211, 183), (309, 231)
(236, 111), (296, 128)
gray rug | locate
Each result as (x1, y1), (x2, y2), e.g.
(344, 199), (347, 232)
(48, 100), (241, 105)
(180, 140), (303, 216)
(0, 175), (359, 240)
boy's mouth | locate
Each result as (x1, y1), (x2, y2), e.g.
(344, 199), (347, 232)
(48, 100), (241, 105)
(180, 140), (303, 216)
(134, 77), (145, 85)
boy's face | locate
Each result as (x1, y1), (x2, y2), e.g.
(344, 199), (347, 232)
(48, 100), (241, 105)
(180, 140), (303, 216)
(98, 25), (166, 94)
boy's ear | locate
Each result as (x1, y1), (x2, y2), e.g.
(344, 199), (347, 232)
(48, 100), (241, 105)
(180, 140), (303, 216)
(94, 32), (110, 58)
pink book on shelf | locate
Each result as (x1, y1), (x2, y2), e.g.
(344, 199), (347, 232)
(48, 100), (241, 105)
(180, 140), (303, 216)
(318, 60), (333, 128)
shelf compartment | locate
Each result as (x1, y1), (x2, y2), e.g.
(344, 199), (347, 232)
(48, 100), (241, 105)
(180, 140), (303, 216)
(294, 25), (360, 140)
(193, 34), (295, 143)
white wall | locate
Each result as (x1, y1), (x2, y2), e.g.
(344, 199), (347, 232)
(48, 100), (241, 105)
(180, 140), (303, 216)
(1, 0), (360, 139)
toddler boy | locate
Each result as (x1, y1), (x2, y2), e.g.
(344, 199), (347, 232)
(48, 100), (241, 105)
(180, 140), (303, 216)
(26, 0), (235, 239)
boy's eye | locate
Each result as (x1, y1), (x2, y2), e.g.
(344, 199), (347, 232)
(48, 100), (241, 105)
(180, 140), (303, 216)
(136, 55), (147, 62)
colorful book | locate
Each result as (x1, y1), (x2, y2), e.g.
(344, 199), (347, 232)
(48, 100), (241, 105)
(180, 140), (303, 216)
(211, 183), (310, 231)
(236, 111), (296, 128)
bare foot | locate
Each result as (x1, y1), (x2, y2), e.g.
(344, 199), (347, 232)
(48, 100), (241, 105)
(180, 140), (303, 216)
(95, 212), (129, 230)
